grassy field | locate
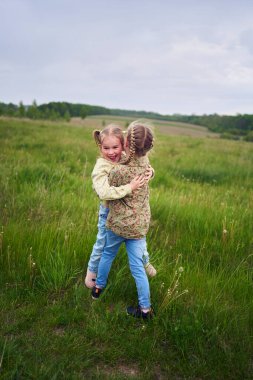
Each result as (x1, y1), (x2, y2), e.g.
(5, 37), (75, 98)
(0, 117), (252, 379)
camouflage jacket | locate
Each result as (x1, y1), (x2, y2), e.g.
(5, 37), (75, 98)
(106, 156), (151, 239)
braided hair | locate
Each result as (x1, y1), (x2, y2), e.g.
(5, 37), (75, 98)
(124, 121), (154, 164)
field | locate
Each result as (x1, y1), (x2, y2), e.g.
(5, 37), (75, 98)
(0, 116), (252, 379)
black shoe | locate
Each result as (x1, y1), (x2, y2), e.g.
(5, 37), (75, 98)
(91, 286), (103, 300)
(126, 305), (154, 320)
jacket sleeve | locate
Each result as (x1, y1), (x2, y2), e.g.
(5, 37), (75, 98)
(92, 160), (132, 201)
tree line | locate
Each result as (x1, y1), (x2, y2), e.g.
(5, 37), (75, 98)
(1, 100), (253, 141)
(0, 101), (111, 122)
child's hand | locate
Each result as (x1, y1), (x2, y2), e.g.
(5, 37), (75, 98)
(130, 175), (146, 191)
(145, 166), (154, 182)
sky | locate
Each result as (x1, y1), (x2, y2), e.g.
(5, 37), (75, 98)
(1, 0), (253, 115)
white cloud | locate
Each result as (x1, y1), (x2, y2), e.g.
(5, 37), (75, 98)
(1, 0), (253, 114)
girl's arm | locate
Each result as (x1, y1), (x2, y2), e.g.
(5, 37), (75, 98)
(92, 159), (144, 201)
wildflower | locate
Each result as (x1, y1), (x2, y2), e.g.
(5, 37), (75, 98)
(158, 253), (188, 314)
(222, 229), (228, 242)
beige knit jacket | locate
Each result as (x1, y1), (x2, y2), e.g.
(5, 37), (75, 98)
(106, 156), (151, 239)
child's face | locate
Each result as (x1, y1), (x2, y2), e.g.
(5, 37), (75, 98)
(101, 135), (123, 163)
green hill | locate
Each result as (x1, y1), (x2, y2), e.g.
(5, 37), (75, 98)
(1, 100), (253, 140)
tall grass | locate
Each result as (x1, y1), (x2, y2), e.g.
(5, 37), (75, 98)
(0, 118), (252, 379)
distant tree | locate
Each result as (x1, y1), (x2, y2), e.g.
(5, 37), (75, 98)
(0, 103), (4, 116)
(80, 106), (88, 119)
(18, 101), (26, 118)
(6, 103), (17, 117)
(49, 109), (61, 120)
(27, 100), (39, 119)
(64, 110), (71, 122)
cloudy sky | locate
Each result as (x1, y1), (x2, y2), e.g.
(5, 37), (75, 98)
(1, 0), (253, 115)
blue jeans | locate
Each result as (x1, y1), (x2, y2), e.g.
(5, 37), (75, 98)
(88, 204), (150, 273)
(96, 229), (151, 309)
(88, 204), (110, 273)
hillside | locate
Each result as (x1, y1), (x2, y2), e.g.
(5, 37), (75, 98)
(1, 100), (253, 140)
(72, 115), (220, 138)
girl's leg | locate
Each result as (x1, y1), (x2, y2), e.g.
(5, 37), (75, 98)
(85, 205), (109, 288)
(96, 230), (124, 289)
(125, 238), (151, 309)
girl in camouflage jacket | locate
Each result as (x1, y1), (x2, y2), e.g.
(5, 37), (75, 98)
(93, 121), (155, 320)
(85, 124), (156, 289)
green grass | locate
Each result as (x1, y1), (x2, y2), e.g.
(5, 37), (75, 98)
(0, 117), (252, 379)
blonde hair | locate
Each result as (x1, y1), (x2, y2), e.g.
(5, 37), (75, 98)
(124, 120), (154, 164)
(93, 124), (124, 149)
